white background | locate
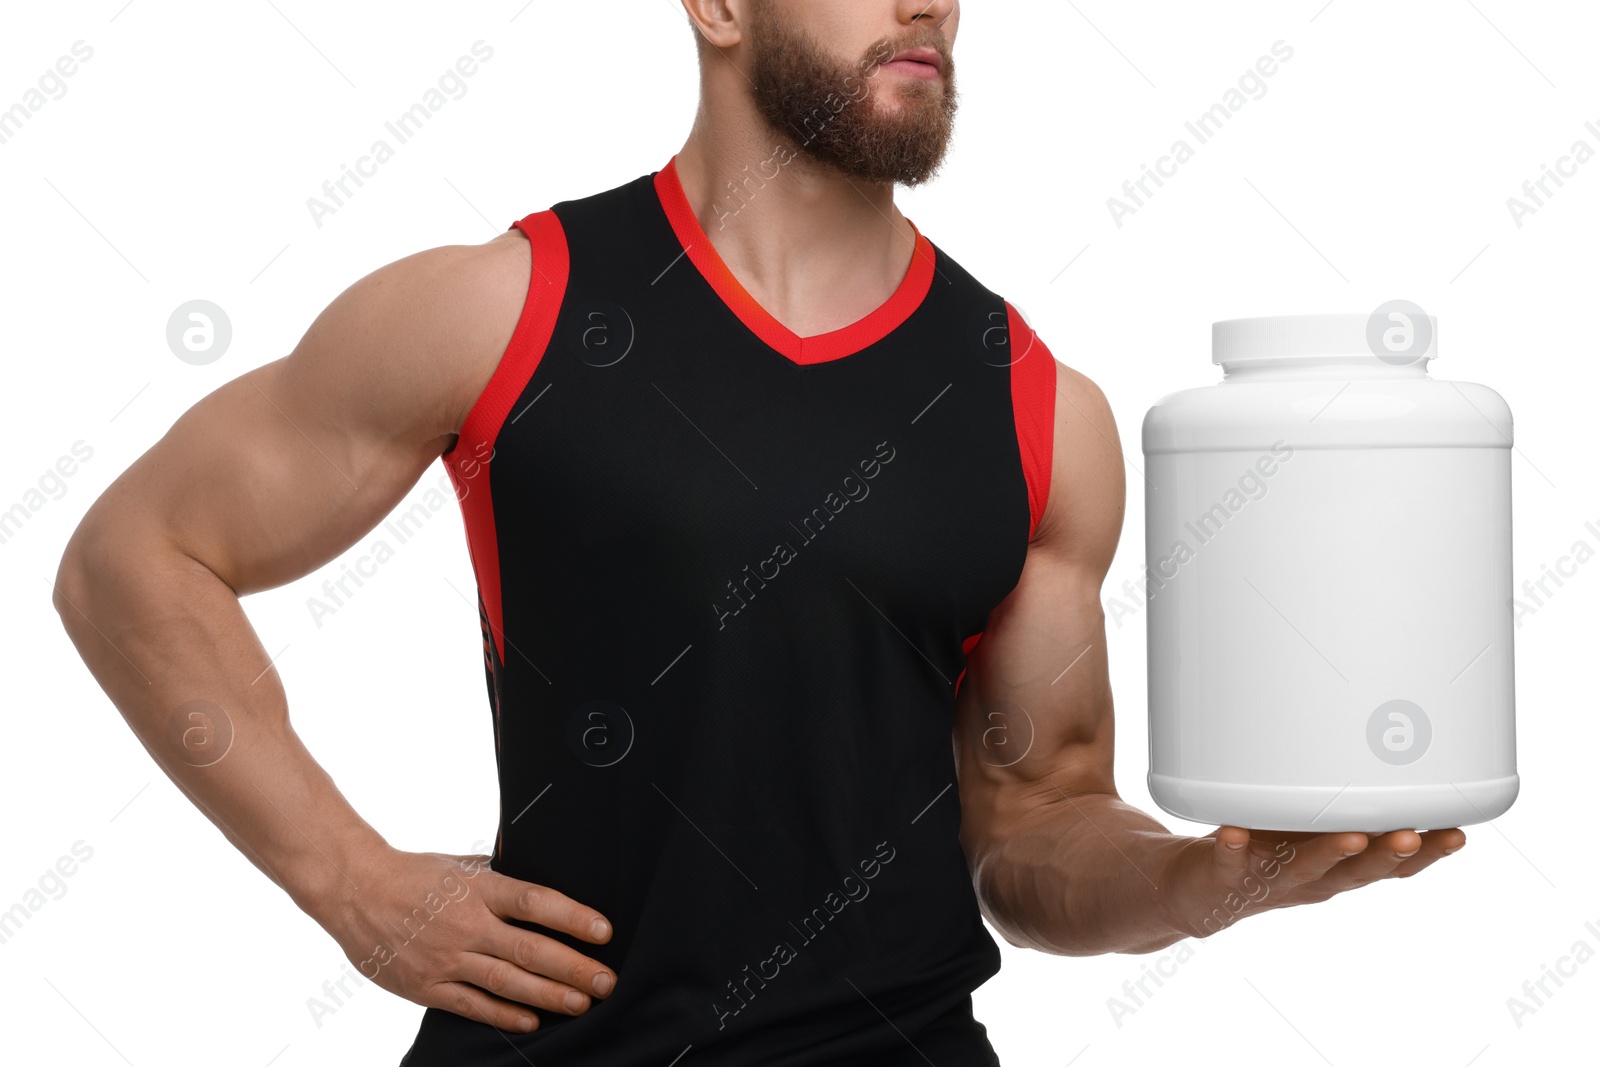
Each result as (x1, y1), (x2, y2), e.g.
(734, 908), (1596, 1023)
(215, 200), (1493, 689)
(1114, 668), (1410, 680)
(2, 1), (1595, 1064)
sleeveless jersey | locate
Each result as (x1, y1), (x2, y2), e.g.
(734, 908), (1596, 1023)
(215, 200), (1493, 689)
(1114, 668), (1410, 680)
(402, 156), (1057, 1066)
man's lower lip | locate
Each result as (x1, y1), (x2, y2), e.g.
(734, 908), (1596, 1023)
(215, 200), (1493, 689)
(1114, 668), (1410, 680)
(882, 59), (941, 79)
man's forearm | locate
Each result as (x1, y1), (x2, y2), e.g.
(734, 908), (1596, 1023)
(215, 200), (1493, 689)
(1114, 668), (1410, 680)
(967, 789), (1195, 957)
(54, 527), (388, 925)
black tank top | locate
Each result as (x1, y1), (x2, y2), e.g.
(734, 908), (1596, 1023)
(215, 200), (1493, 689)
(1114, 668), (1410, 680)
(404, 157), (1057, 1067)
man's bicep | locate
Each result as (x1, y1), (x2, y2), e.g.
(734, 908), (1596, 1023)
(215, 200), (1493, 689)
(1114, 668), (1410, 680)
(954, 359), (1127, 800)
(127, 357), (447, 596)
(69, 239), (525, 596)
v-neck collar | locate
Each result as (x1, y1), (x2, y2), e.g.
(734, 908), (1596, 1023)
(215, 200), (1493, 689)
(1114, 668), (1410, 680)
(651, 154), (936, 366)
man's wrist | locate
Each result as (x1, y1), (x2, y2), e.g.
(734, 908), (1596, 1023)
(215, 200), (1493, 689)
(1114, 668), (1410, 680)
(282, 824), (392, 928)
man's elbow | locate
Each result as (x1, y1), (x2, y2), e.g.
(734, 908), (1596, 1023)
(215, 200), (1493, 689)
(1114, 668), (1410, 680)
(52, 527), (98, 630)
(52, 515), (135, 638)
(966, 829), (1076, 956)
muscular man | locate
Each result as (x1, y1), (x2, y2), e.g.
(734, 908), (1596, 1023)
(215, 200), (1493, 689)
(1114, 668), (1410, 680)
(53, 2), (1465, 1064)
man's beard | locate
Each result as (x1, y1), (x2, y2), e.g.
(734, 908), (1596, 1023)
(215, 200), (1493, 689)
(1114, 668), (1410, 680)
(746, 10), (957, 186)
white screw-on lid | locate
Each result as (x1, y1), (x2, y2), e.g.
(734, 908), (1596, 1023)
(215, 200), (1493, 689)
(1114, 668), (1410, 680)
(1213, 312), (1438, 365)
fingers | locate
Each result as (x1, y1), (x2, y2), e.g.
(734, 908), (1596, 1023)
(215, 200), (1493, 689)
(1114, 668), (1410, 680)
(457, 950), (599, 1016)
(1390, 828), (1467, 879)
(487, 877), (613, 945)
(1178, 825), (1466, 936)
(1310, 829), (1418, 890)
(476, 923), (617, 1002)
(432, 979), (541, 1034)
(474, 876), (618, 1004)
(1209, 831), (1363, 889)
(1310, 827), (1467, 893)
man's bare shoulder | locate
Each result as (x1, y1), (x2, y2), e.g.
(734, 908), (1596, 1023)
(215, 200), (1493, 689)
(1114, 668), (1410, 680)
(291, 226), (535, 448)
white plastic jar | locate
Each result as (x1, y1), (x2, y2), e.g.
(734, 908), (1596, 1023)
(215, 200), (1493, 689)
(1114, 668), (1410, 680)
(1141, 312), (1517, 832)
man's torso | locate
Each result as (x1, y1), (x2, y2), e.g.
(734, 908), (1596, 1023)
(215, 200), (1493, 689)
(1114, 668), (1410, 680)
(403, 158), (1053, 1066)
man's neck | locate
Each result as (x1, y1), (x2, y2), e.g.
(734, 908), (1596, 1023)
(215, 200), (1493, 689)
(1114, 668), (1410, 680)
(669, 129), (920, 338)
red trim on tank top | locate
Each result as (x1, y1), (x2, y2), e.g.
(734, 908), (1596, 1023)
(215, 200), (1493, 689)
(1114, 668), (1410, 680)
(955, 308), (1056, 698)
(652, 155), (936, 365)
(1007, 301), (1056, 542)
(953, 630), (985, 699)
(443, 209), (571, 667)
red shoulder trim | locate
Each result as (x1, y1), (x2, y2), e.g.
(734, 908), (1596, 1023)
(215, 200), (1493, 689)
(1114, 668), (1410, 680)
(1006, 301), (1056, 542)
(443, 210), (570, 666)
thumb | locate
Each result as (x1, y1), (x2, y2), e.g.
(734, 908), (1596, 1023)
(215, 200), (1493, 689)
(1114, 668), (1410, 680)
(1210, 826), (1254, 879)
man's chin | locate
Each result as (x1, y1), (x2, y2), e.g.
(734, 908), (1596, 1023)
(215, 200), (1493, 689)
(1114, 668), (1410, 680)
(831, 155), (946, 187)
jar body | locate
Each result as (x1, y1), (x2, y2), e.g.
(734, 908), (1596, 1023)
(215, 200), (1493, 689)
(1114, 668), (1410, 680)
(1142, 361), (1516, 831)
